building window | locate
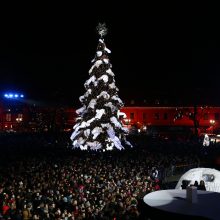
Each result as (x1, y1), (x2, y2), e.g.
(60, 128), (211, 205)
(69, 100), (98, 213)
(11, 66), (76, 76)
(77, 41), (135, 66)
(204, 113), (209, 120)
(6, 113), (11, 121)
(130, 112), (134, 119)
(215, 113), (219, 120)
(143, 113), (147, 121)
(164, 113), (168, 120)
(154, 113), (159, 120)
(18, 113), (23, 119)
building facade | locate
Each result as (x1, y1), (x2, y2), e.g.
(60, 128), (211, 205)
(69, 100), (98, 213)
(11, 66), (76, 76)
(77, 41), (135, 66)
(120, 106), (219, 135)
(0, 101), (219, 135)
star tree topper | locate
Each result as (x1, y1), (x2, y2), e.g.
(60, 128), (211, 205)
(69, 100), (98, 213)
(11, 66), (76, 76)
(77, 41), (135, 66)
(96, 23), (108, 38)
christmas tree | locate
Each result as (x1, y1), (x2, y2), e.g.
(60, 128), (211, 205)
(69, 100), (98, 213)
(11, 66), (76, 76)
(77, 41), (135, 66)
(70, 23), (132, 151)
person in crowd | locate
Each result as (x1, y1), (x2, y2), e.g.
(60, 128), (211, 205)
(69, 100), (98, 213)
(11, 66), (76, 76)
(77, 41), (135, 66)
(194, 180), (199, 188)
(198, 180), (206, 191)
(181, 180), (188, 189)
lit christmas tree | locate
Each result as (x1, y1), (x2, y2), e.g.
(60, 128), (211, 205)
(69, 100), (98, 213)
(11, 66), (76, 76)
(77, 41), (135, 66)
(71, 23), (132, 151)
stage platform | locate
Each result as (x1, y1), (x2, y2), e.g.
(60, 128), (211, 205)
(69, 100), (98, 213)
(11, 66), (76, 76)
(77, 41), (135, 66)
(143, 189), (220, 220)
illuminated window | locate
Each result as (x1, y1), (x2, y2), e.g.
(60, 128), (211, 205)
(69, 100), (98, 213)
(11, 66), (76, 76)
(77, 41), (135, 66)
(130, 113), (134, 119)
(6, 113), (11, 121)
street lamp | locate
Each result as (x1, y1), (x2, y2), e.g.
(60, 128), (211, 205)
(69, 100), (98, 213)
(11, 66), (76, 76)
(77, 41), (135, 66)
(16, 118), (23, 122)
(210, 119), (215, 134)
(124, 118), (131, 125)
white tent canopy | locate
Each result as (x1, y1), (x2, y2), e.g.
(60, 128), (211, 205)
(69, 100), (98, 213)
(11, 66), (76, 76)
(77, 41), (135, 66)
(176, 168), (220, 193)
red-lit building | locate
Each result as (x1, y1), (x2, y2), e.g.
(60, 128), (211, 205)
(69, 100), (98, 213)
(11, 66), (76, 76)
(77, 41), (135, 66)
(0, 101), (220, 135)
(121, 106), (217, 127)
(120, 106), (219, 135)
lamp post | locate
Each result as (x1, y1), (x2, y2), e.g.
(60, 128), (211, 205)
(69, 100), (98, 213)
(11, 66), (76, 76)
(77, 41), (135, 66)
(16, 117), (23, 132)
(210, 119), (215, 134)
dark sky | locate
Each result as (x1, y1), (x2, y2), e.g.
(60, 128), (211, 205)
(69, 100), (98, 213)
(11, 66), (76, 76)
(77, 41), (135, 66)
(0, 2), (219, 106)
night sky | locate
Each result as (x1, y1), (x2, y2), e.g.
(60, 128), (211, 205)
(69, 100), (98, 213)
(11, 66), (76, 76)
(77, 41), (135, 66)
(0, 2), (219, 106)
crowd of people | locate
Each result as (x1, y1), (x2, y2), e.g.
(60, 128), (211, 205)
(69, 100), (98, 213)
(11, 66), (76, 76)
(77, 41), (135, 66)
(0, 133), (214, 219)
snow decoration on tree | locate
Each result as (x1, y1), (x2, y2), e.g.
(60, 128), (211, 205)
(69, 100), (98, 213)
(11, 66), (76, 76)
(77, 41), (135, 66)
(71, 24), (132, 151)
(89, 60), (103, 74)
(117, 110), (126, 119)
(104, 47), (111, 53)
(95, 109), (105, 119)
(88, 99), (97, 109)
(76, 106), (86, 114)
(98, 74), (108, 83)
(96, 51), (102, 57)
(92, 127), (103, 139)
(84, 75), (96, 88)
(106, 68), (114, 76)
(104, 102), (117, 112)
(97, 91), (110, 99)
(103, 59), (109, 64)
(84, 129), (90, 138)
